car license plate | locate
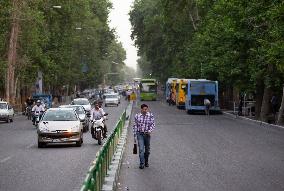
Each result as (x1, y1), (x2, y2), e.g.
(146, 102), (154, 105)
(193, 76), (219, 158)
(53, 139), (61, 142)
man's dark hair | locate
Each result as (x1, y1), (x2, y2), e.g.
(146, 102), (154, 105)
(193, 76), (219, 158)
(141, 104), (148, 109)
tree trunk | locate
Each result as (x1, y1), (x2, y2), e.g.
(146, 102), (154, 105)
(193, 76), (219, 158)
(277, 85), (284, 125)
(6, 0), (20, 104)
(255, 80), (264, 119)
(260, 86), (272, 122)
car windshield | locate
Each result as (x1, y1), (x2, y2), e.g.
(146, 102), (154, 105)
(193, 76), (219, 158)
(61, 106), (85, 114)
(73, 106), (85, 114)
(72, 99), (89, 105)
(42, 110), (78, 121)
(105, 95), (117, 98)
(0, 103), (7, 109)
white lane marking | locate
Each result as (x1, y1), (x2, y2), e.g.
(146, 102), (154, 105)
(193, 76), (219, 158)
(0, 156), (12, 163)
(26, 143), (34, 149)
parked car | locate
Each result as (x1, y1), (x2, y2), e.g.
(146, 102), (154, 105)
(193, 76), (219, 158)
(0, 101), (14, 123)
(59, 105), (89, 132)
(71, 98), (91, 115)
(37, 108), (83, 148)
(104, 93), (119, 107)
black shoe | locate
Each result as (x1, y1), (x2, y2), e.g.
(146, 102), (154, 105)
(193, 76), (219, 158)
(145, 163), (149, 167)
(139, 165), (144, 169)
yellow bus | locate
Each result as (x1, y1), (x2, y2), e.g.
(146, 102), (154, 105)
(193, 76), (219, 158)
(170, 79), (179, 105)
(176, 79), (188, 109)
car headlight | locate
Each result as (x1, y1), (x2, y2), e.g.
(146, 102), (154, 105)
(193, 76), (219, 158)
(69, 125), (80, 132)
(38, 126), (49, 133)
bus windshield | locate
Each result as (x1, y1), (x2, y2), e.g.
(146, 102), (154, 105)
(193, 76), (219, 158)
(141, 83), (157, 93)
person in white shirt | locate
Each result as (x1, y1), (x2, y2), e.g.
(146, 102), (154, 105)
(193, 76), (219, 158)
(204, 98), (211, 115)
(32, 100), (45, 125)
(90, 101), (107, 138)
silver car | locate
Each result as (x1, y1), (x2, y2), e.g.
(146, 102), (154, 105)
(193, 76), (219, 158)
(37, 108), (83, 148)
(59, 105), (89, 132)
(71, 98), (91, 115)
(0, 101), (14, 123)
(104, 93), (119, 107)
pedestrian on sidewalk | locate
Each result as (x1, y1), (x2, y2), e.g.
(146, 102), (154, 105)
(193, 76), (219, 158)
(238, 95), (244, 116)
(271, 94), (278, 120)
(133, 104), (156, 169)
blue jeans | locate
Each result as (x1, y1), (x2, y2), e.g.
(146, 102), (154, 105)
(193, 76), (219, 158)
(137, 132), (151, 166)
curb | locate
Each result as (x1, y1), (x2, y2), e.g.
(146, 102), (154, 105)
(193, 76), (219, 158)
(102, 102), (133, 191)
(223, 111), (284, 130)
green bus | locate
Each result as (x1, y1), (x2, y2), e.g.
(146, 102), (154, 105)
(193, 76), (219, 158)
(140, 79), (157, 101)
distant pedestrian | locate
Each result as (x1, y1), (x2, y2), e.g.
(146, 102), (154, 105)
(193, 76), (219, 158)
(271, 95), (278, 116)
(133, 104), (156, 169)
(204, 98), (211, 115)
(238, 96), (244, 116)
(126, 89), (131, 101)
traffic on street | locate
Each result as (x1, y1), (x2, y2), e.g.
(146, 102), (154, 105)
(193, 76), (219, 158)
(0, 98), (128, 191)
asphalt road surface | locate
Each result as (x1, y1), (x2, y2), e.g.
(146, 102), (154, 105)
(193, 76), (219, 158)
(0, 99), (129, 191)
(118, 100), (284, 191)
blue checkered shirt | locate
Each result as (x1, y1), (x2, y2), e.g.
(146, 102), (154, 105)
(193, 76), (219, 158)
(133, 112), (155, 135)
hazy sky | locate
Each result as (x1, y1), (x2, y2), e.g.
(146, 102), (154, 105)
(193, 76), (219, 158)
(109, 0), (138, 70)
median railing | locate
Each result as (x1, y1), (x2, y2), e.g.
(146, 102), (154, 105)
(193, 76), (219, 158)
(80, 110), (127, 191)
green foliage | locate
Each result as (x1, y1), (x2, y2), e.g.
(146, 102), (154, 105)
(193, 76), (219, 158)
(0, 0), (127, 96)
(130, 0), (284, 94)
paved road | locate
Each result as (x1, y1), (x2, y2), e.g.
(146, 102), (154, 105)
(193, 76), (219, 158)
(0, 99), (128, 191)
(118, 100), (284, 191)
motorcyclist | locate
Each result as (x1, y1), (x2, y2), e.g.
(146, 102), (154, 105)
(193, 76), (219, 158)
(90, 101), (108, 138)
(31, 100), (45, 125)
(25, 96), (34, 107)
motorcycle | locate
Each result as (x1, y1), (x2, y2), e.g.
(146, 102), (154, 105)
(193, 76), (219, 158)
(33, 111), (42, 128)
(91, 113), (108, 145)
(26, 106), (32, 120)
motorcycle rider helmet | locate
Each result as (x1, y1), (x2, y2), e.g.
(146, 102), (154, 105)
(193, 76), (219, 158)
(36, 100), (41, 105)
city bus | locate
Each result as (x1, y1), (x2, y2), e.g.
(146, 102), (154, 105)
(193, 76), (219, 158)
(176, 79), (189, 109)
(185, 79), (221, 114)
(140, 79), (157, 101)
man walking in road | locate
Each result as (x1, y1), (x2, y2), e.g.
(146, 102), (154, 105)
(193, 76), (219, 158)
(133, 104), (156, 169)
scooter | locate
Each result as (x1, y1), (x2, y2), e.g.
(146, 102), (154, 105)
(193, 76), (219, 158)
(91, 113), (108, 145)
(33, 111), (42, 128)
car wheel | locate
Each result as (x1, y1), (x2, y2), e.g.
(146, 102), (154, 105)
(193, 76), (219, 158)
(76, 134), (83, 147)
(6, 117), (10, 123)
(76, 141), (82, 147)
(38, 141), (45, 148)
(10, 116), (13, 122)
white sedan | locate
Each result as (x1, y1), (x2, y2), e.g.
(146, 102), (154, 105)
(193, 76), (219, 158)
(0, 101), (14, 123)
(104, 93), (119, 107)
(37, 108), (83, 148)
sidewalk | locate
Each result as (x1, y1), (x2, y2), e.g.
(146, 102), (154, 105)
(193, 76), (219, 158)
(223, 110), (284, 129)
